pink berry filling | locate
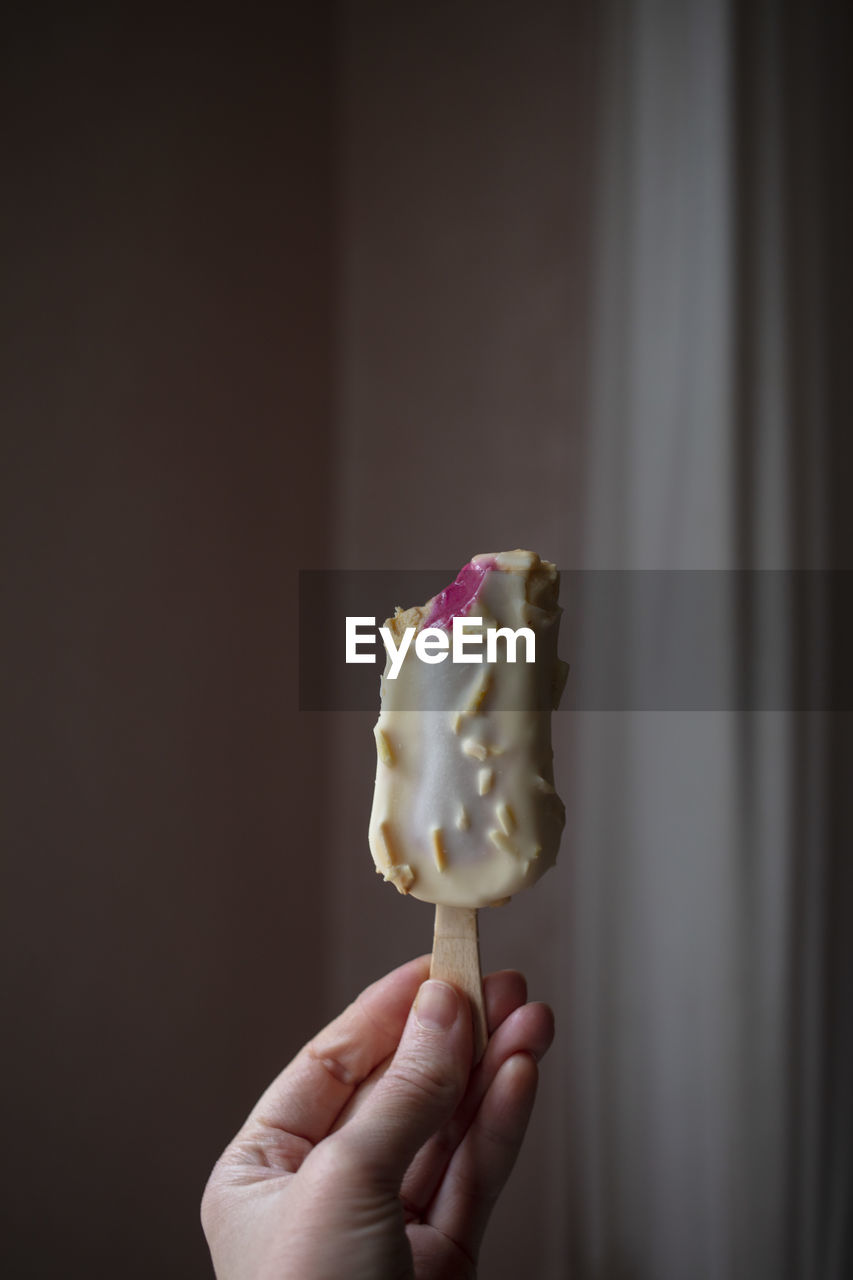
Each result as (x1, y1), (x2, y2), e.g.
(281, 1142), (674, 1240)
(423, 557), (495, 631)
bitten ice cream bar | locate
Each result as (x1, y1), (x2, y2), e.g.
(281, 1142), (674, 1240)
(368, 549), (568, 910)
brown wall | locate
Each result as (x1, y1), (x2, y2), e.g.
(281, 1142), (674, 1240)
(1, 3), (597, 1276)
(2, 8), (337, 1276)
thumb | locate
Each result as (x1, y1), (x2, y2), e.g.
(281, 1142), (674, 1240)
(332, 979), (472, 1186)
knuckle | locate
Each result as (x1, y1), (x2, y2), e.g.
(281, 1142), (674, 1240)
(388, 1056), (457, 1108)
(478, 1114), (518, 1154)
(305, 1038), (356, 1087)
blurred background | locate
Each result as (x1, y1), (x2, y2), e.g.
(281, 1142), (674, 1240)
(1, 2), (850, 1277)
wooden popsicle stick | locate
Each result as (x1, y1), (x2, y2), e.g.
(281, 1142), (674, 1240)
(430, 904), (488, 1062)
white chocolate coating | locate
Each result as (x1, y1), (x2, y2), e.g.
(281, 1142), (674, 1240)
(368, 549), (567, 908)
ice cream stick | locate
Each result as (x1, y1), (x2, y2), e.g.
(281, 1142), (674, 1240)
(430, 904), (488, 1062)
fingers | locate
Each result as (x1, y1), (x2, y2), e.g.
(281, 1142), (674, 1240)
(330, 968), (530, 1134)
(329, 979), (472, 1187)
(484, 969), (527, 1034)
(400, 999), (554, 1214)
(426, 1052), (540, 1261)
(242, 954), (431, 1147)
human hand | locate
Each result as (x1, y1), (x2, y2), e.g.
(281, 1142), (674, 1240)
(201, 955), (554, 1279)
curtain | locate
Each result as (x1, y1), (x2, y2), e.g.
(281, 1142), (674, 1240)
(571, 1), (851, 1276)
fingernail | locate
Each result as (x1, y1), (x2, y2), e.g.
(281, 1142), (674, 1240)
(415, 980), (458, 1031)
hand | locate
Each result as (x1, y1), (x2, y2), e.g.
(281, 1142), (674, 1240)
(201, 955), (554, 1279)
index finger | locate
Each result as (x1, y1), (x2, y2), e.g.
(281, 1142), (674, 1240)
(243, 954), (431, 1146)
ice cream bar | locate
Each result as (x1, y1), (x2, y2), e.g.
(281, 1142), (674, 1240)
(368, 549), (567, 909)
